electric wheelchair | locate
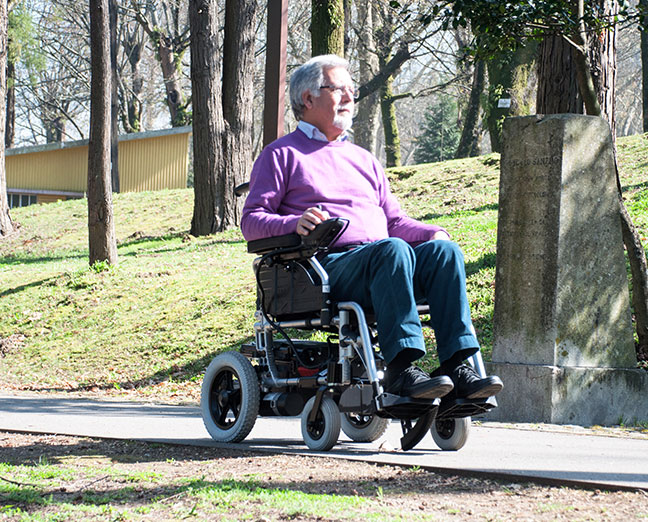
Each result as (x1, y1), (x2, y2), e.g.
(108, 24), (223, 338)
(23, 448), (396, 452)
(200, 217), (497, 452)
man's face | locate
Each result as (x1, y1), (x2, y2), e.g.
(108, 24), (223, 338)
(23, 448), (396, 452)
(301, 66), (355, 141)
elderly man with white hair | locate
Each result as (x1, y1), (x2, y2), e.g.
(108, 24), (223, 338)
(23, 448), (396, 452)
(242, 54), (503, 401)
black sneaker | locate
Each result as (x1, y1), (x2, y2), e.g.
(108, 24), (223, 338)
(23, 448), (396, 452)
(385, 366), (454, 399)
(449, 364), (503, 399)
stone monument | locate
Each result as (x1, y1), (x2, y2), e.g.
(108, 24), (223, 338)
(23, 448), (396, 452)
(488, 114), (648, 425)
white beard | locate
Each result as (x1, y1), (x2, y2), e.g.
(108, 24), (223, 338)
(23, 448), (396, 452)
(333, 110), (353, 132)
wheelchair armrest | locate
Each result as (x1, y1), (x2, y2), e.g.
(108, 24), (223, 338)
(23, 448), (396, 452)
(247, 232), (302, 254)
(247, 218), (349, 256)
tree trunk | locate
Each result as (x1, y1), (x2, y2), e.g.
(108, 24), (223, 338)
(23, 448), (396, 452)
(343, 0), (352, 59)
(88, 0), (117, 265)
(353, 0), (381, 154)
(376, 4), (402, 167)
(487, 42), (538, 152)
(5, 57), (13, 148)
(311, 0), (344, 56)
(642, 0), (648, 132)
(536, 36), (582, 114)
(158, 38), (189, 126)
(456, 59), (485, 158)
(0, 0), (13, 238)
(221, 0), (257, 227)
(44, 116), (65, 142)
(121, 26), (144, 133)
(380, 75), (401, 168)
(189, 0), (224, 236)
(109, 0), (119, 193)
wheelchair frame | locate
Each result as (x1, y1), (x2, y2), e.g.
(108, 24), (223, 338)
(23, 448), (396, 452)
(200, 218), (496, 452)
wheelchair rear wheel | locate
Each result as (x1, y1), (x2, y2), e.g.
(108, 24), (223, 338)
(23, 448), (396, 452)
(201, 351), (260, 443)
(301, 395), (341, 451)
(340, 413), (390, 442)
(430, 416), (471, 450)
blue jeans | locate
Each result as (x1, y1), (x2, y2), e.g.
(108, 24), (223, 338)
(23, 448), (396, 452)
(320, 238), (479, 364)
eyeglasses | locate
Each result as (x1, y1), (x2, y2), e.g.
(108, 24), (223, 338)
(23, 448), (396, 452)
(319, 84), (357, 98)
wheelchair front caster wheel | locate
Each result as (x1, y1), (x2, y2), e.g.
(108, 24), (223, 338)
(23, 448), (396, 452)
(431, 416), (471, 451)
(341, 413), (390, 442)
(201, 351), (260, 443)
(301, 395), (341, 451)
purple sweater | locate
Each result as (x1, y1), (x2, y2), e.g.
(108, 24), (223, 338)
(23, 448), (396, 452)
(241, 129), (445, 247)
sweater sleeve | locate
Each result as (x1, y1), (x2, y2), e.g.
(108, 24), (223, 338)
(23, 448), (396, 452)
(241, 147), (301, 241)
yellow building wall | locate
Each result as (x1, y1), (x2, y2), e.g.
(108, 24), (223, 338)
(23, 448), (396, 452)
(118, 133), (189, 192)
(6, 129), (190, 194)
(7, 147), (87, 192)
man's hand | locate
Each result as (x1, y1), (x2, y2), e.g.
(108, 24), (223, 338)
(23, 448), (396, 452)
(432, 230), (451, 241)
(297, 206), (330, 236)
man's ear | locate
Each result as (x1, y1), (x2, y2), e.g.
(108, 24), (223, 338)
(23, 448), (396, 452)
(302, 91), (314, 109)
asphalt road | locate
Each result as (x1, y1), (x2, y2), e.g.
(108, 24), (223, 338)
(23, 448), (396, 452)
(1, 393), (647, 491)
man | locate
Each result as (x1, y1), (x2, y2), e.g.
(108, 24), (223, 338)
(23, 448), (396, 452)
(242, 54), (503, 401)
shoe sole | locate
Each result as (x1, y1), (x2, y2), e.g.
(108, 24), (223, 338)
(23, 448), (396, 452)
(464, 378), (504, 399)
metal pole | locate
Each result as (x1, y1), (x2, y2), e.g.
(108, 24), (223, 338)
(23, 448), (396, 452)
(263, 0), (288, 147)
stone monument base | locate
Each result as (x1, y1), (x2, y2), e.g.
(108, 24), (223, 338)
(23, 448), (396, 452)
(486, 361), (648, 425)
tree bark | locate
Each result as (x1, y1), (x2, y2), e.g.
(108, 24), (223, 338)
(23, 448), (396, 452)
(121, 24), (144, 133)
(642, 0), (648, 132)
(189, 0), (224, 236)
(158, 38), (189, 126)
(109, 0), (119, 193)
(487, 42), (538, 152)
(380, 75), (401, 168)
(456, 59), (485, 158)
(5, 56), (13, 148)
(221, 0), (257, 227)
(311, 0), (344, 56)
(353, 0), (380, 154)
(536, 35), (582, 114)
(0, 0), (13, 238)
(376, 4), (402, 167)
(88, 0), (117, 265)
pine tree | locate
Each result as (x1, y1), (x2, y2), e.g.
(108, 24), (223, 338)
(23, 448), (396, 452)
(414, 96), (460, 164)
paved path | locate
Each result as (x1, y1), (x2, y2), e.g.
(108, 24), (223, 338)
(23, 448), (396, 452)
(1, 393), (647, 491)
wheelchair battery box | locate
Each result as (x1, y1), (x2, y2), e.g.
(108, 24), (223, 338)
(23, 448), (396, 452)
(255, 258), (323, 319)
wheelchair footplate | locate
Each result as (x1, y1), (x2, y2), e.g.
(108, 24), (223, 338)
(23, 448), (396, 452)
(436, 395), (497, 421)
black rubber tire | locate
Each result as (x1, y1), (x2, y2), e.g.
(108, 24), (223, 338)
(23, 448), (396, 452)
(431, 416), (471, 451)
(340, 413), (390, 442)
(201, 351), (260, 443)
(301, 395), (341, 451)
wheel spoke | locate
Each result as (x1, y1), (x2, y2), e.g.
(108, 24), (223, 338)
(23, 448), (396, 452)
(217, 406), (230, 426)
